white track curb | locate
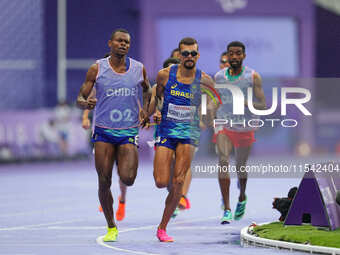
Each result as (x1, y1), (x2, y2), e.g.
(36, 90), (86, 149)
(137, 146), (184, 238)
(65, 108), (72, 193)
(240, 223), (340, 255)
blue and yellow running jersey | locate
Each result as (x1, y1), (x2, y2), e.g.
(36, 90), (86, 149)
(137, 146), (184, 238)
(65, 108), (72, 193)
(159, 64), (202, 140)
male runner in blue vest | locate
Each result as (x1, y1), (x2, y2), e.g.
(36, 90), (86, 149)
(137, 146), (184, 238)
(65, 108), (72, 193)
(77, 28), (151, 242)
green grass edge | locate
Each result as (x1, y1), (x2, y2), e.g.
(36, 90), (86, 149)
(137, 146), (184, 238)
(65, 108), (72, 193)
(253, 222), (340, 249)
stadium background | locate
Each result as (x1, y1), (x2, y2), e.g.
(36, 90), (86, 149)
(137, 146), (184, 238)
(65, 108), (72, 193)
(0, 0), (339, 162)
(1, 1), (340, 255)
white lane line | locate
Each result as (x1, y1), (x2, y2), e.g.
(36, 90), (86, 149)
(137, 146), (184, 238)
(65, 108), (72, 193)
(0, 254), (36, 255)
(0, 219), (84, 231)
(49, 225), (236, 232)
(0, 198), (84, 209)
(96, 236), (160, 255)
(0, 243), (94, 247)
(49, 226), (105, 230)
(120, 216), (219, 233)
(1, 216), (221, 232)
(171, 226), (237, 230)
(96, 216), (220, 255)
(0, 254), (37, 255)
(48, 216), (220, 232)
(0, 206), (83, 218)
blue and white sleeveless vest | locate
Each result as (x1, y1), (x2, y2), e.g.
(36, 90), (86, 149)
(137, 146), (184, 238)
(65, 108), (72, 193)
(94, 57), (144, 133)
(214, 66), (259, 132)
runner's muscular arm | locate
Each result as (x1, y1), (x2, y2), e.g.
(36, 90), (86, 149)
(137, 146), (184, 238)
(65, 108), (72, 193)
(82, 88), (96, 129)
(141, 66), (152, 113)
(201, 72), (215, 88)
(148, 86), (157, 116)
(77, 64), (98, 110)
(251, 72), (266, 110)
(154, 68), (169, 124)
(138, 66), (152, 127)
(148, 86), (163, 126)
(82, 110), (91, 130)
(155, 68), (170, 110)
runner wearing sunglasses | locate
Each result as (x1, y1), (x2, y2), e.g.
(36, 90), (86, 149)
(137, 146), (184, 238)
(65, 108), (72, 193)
(153, 37), (214, 242)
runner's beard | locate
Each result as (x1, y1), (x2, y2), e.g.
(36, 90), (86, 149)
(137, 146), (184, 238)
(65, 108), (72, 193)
(184, 60), (195, 69)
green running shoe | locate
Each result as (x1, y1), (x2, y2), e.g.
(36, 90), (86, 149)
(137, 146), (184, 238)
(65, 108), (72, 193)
(234, 196), (247, 220)
(221, 209), (233, 224)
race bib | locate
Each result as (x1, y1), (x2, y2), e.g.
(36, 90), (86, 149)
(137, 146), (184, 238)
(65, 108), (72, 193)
(167, 103), (196, 121)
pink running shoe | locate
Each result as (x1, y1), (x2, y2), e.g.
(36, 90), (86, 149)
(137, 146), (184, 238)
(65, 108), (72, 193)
(156, 228), (174, 242)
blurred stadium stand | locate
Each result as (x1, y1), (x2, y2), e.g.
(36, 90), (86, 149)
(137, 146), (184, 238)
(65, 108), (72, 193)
(0, 0), (339, 162)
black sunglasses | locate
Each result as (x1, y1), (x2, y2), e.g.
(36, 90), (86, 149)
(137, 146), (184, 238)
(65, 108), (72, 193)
(181, 50), (198, 57)
(220, 59), (228, 64)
